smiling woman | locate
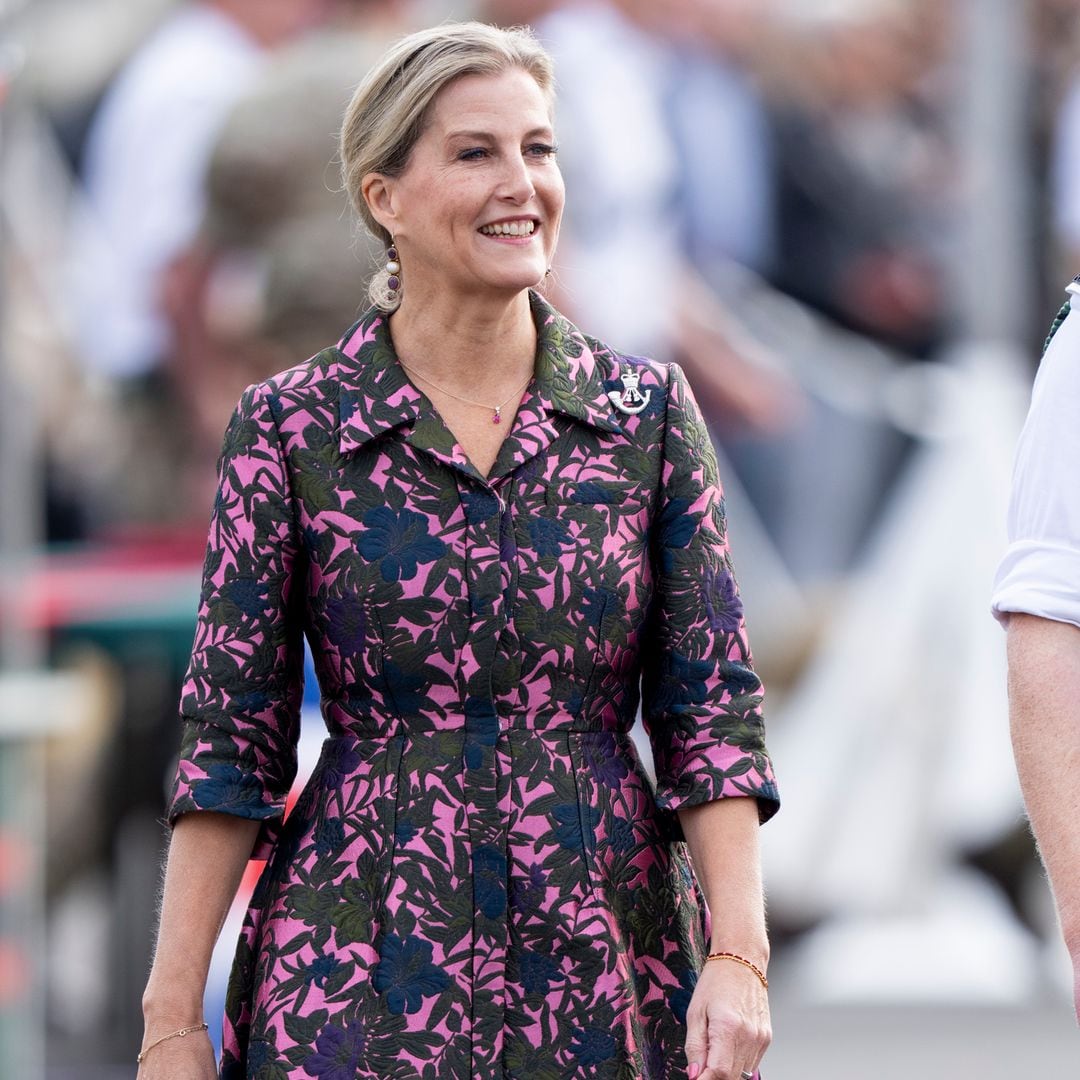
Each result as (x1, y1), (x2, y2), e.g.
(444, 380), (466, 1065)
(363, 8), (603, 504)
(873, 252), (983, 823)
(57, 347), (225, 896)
(138, 21), (777, 1080)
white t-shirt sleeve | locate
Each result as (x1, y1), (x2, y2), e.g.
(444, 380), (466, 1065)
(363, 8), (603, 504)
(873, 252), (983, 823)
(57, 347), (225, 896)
(992, 287), (1080, 628)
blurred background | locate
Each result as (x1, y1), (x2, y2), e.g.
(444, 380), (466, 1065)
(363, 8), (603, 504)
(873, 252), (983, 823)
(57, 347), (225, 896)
(0, 0), (1077, 1075)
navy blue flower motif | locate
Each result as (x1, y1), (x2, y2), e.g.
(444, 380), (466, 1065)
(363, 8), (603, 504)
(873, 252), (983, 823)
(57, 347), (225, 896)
(314, 817), (345, 857)
(381, 661), (427, 716)
(231, 688), (273, 715)
(581, 587), (617, 630)
(395, 818), (418, 845)
(509, 862), (546, 914)
(657, 497), (698, 573)
(667, 651), (715, 708)
(460, 488), (500, 525)
(320, 742), (361, 788)
(570, 1026), (617, 1066)
(582, 732), (629, 789)
(473, 844), (507, 918)
(463, 696), (499, 769)
(715, 657), (762, 696)
(191, 765), (276, 817)
(570, 480), (621, 504)
(324, 597), (366, 656)
(302, 954), (341, 987)
(520, 949), (561, 994)
(357, 506), (446, 582)
(338, 388), (360, 422)
(671, 966), (699, 1024)
(551, 803), (599, 853)
(303, 1021), (367, 1079)
(528, 516), (570, 558)
(372, 933), (451, 1015)
(608, 814), (635, 854)
(223, 575), (270, 617)
(703, 566), (744, 635)
(247, 1040), (273, 1071)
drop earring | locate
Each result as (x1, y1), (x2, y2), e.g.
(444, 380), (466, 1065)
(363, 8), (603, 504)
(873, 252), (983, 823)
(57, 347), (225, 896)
(386, 240), (401, 297)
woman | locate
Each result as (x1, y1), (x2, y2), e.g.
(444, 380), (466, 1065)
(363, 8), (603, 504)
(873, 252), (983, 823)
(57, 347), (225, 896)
(138, 22), (778, 1080)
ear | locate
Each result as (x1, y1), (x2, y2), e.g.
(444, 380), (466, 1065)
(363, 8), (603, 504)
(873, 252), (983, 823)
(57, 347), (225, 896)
(361, 172), (400, 235)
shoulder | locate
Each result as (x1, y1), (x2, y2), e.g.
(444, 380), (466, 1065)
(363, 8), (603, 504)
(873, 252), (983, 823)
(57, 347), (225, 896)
(578, 329), (674, 393)
(230, 347), (342, 438)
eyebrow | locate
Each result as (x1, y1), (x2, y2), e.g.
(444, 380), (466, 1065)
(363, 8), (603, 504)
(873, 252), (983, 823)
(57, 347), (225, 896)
(444, 127), (554, 143)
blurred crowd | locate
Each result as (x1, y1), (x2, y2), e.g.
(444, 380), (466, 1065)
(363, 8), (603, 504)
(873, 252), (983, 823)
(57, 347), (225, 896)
(7, 0), (969, 543)
(7, 0), (1080, 1069)
(7, 0), (1075, 541)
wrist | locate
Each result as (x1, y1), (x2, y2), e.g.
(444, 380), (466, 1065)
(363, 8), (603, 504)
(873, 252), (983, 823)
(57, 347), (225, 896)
(707, 940), (769, 969)
(142, 984), (205, 1026)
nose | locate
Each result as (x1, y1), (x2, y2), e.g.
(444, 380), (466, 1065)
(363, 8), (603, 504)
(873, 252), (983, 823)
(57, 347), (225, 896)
(498, 152), (535, 203)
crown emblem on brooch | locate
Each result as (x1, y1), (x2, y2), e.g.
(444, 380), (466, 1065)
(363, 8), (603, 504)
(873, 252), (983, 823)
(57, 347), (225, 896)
(607, 365), (652, 415)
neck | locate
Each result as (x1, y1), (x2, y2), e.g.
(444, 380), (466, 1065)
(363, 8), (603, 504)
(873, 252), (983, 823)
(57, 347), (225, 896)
(388, 287), (537, 391)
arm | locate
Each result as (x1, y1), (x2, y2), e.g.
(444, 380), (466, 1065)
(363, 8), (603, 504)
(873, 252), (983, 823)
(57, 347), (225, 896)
(679, 797), (770, 1080)
(1006, 612), (1080, 1017)
(138, 813), (260, 1076)
(641, 363), (778, 1080)
(140, 382), (304, 1071)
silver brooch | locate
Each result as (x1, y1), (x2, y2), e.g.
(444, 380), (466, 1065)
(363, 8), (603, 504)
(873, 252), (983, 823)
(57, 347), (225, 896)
(607, 365), (651, 415)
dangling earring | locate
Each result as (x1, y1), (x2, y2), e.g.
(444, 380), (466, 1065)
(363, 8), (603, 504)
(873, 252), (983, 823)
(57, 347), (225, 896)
(386, 240), (401, 298)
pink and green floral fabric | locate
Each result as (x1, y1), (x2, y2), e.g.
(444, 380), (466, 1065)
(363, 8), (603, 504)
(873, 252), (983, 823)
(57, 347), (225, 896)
(169, 291), (778, 1079)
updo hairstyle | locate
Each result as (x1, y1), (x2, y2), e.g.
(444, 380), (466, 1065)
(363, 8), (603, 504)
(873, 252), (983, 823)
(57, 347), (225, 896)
(339, 21), (555, 311)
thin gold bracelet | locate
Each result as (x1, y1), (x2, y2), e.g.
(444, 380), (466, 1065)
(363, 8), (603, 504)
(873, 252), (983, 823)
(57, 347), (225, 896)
(704, 951), (769, 990)
(137, 1022), (209, 1065)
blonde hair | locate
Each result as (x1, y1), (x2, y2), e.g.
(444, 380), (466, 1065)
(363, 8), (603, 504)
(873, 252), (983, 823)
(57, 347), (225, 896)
(339, 21), (556, 310)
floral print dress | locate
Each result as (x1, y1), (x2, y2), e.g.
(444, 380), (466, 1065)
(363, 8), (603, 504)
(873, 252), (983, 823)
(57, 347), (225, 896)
(168, 291), (778, 1079)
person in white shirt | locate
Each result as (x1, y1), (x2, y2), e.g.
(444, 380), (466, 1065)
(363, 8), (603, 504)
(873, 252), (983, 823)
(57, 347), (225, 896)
(69, 0), (330, 381)
(992, 278), (1080, 1019)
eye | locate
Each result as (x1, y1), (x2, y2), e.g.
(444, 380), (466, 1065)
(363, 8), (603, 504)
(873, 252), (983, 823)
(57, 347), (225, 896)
(457, 147), (489, 161)
(526, 142), (558, 158)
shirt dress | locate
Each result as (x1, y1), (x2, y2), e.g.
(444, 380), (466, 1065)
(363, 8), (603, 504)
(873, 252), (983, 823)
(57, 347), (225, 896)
(168, 291), (779, 1080)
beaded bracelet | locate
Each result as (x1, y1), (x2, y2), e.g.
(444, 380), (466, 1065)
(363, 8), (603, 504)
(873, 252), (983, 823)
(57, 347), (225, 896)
(137, 1022), (209, 1065)
(704, 951), (769, 990)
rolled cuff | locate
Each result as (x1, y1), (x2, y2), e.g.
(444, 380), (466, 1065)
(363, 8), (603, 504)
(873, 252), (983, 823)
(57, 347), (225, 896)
(167, 719), (293, 860)
(652, 739), (780, 840)
(991, 540), (1080, 630)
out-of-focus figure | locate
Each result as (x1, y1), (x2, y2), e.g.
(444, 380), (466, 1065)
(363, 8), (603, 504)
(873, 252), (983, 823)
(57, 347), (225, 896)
(765, 0), (952, 357)
(68, 0), (332, 383)
(483, 0), (800, 438)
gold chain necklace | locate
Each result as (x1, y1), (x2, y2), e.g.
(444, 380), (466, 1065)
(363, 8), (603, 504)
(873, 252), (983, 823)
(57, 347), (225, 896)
(398, 359), (532, 425)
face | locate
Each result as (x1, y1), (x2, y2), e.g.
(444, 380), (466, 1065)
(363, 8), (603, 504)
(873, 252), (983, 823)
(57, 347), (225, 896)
(367, 68), (564, 303)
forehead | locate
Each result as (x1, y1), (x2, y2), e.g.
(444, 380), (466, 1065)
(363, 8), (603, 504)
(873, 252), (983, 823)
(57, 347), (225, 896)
(427, 68), (553, 133)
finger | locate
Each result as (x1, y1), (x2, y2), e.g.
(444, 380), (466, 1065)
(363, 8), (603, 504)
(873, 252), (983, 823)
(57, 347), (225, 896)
(701, 1011), (742, 1080)
(684, 1004), (709, 1079)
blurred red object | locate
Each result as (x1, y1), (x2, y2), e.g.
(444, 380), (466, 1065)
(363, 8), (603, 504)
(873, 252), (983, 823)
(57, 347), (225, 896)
(3, 528), (207, 632)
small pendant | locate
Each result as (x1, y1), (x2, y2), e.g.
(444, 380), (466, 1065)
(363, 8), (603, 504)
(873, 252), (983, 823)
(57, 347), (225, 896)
(492, 407), (502, 425)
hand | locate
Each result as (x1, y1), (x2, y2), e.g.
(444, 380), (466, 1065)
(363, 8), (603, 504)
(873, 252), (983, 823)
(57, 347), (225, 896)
(136, 1025), (217, 1080)
(684, 958), (771, 1080)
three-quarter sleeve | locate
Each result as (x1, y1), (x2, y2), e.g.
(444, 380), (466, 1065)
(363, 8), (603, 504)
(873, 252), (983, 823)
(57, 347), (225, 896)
(168, 382), (305, 859)
(641, 363), (779, 834)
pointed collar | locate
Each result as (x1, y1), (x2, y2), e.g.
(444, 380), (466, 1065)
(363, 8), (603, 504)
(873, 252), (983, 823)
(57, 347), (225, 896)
(334, 291), (623, 456)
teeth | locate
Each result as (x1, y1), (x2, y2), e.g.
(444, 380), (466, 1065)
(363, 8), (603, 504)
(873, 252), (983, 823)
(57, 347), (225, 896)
(480, 220), (536, 237)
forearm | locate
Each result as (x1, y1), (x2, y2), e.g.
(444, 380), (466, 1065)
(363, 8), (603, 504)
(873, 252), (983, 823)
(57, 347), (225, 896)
(1007, 613), (1080, 950)
(143, 812), (260, 1021)
(677, 795), (768, 966)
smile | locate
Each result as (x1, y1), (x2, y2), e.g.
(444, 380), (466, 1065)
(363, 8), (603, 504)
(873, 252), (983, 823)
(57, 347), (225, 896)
(478, 220), (537, 237)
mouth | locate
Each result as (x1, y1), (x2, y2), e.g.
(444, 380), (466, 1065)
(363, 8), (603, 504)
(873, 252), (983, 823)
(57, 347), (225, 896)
(478, 218), (539, 238)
